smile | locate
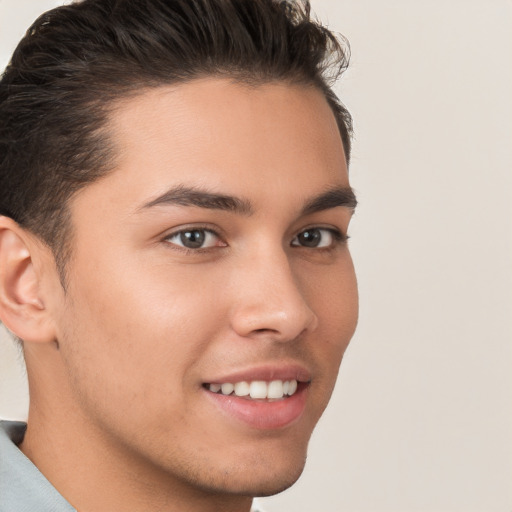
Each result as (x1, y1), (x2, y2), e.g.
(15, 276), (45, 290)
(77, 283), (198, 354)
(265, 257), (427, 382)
(205, 379), (298, 400)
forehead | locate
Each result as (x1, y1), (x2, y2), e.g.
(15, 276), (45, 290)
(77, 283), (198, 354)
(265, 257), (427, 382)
(74, 78), (349, 215)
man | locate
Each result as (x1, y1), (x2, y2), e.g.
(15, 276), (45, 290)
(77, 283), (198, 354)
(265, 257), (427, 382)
(0, 0), (358, 510)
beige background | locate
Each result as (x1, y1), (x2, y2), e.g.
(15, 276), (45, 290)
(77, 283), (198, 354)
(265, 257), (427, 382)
(1, 1), (511, 511)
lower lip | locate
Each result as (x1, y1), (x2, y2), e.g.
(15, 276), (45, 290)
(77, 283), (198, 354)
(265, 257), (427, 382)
(203, 384), (308, 430)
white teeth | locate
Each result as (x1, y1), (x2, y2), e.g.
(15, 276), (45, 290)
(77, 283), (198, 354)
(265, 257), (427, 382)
(234, 381), (250, 397)
(268, 380), (284, 399)
(249, 381), (267, 399)
(208, 379), (299, 399)
(221, 383), (234, 395)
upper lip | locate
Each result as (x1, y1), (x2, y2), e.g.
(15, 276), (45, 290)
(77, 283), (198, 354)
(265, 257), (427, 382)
(204, 362), (312, 384)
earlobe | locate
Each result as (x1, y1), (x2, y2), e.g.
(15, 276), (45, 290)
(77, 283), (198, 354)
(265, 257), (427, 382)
(0, 217), (56, 343)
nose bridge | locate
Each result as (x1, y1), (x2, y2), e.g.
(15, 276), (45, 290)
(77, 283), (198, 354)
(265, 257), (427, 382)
(229, 243), (318, 341)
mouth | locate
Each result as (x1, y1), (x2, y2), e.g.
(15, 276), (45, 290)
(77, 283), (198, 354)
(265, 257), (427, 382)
(203, 379), (301, 401)
(202, 368), (311, 429)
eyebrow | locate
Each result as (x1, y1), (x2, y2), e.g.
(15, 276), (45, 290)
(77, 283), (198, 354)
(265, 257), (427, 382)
(139, 184), (253, 215)
(138, 184), (357, 216)
(301, 186), (358, 216)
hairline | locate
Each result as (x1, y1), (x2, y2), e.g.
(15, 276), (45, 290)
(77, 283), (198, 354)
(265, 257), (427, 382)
(50, 75), (350, 289)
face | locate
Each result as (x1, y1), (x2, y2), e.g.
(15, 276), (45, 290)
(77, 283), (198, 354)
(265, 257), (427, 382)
(50, 79), (358, 498)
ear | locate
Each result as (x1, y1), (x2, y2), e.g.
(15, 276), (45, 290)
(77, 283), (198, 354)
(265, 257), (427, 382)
(0, 216), (57, 343)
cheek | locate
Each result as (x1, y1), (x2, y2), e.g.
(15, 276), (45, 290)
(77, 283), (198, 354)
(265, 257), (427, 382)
(312, 257), (358, 376)
(57, 256), (226, 416)
(304, 251), (358, 335)
(298, 253), (358, 395)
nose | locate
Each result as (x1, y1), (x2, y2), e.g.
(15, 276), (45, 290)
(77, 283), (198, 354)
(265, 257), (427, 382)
(228, 250), (318, 342)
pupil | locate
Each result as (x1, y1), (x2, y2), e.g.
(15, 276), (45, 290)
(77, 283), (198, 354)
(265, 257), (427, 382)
(299, 229), (320, 247)
(180, 230), (205, 248)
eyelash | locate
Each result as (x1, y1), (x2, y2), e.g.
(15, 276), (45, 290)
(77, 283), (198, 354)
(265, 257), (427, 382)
(163, 225), (348, 253)
(163, 225), (225, 253)
(291, 227), (348, 249)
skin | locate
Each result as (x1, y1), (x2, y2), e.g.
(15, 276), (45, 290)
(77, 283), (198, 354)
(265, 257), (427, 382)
(0, 78), (358, 512)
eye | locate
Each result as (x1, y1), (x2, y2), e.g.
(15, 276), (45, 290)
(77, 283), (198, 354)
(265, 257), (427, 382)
(291, 228), (342, 248)
(165, 228), (223, 250)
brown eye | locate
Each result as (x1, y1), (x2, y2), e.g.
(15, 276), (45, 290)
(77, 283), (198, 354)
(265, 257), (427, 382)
(180, 230), (205, 248)
(166, 229), (221, 249)
(291, 228), (339, 248)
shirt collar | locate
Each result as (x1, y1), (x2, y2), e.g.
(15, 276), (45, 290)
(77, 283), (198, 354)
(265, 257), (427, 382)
(0, 420), (76, 512)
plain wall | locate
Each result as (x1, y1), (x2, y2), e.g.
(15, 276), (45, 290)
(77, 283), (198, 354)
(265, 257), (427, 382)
(1, 1), (511, 511)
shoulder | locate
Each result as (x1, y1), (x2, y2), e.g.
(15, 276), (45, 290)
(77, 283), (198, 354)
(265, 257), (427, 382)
(0, 420), (76, 512)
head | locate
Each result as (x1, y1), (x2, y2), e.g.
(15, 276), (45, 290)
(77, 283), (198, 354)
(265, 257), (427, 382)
(0, 0), (357, 507)
(0, 0), (352, 282)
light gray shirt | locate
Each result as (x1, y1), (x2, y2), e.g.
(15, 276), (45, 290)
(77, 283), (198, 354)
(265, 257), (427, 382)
(0, 420), (76, 511)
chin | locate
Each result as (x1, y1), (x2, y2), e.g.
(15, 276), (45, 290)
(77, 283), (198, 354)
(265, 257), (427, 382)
(200, 451), (308, 498)
(249, 470), (305, 498)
